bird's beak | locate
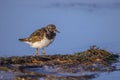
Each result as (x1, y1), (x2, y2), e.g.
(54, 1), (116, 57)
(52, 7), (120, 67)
(55, 29), (60, 33)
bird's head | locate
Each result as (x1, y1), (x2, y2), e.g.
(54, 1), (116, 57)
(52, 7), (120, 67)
(46, 24), (60, 33)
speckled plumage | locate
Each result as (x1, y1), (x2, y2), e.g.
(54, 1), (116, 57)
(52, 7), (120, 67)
(19, 24), (59, 56)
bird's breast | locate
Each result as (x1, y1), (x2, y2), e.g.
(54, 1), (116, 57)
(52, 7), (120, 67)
(29, 36), (54, 48)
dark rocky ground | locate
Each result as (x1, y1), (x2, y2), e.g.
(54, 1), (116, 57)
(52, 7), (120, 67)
(0, 46), (119, 80)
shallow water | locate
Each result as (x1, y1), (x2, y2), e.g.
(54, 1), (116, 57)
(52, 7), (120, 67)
(0, 0), (120, 56)
(0, 61), (119, 80)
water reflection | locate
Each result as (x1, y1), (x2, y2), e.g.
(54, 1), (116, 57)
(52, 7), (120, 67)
(14, 62), (120, 80)
(15, 73), (97, 80)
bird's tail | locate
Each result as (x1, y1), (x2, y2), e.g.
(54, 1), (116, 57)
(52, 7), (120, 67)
(19, 38), (29, 42)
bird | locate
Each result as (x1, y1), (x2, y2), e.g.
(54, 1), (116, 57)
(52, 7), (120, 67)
(19, 24), (60, 56)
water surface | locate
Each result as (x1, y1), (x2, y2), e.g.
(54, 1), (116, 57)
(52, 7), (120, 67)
(0, 0), (120, 56)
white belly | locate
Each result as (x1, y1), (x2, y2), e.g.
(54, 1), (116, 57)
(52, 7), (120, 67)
(25, 36), (54, 48)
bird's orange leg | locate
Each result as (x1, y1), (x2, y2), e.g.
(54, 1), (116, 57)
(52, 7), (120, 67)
(42, 48), (45, 55)
(35, 48), (39, 56)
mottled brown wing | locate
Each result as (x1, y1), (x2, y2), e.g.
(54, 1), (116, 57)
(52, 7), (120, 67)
(28, 28), (46, 43)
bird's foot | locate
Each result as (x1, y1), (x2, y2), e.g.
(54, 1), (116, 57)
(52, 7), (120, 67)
(42, 52), (45, 56)
(35, 53), (39, 56)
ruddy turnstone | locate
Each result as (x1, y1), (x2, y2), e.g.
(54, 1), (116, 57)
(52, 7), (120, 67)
(19, 24), (60, 56)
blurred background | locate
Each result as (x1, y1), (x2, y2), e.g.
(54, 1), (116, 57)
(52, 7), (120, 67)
(0, 0), (120, 56)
